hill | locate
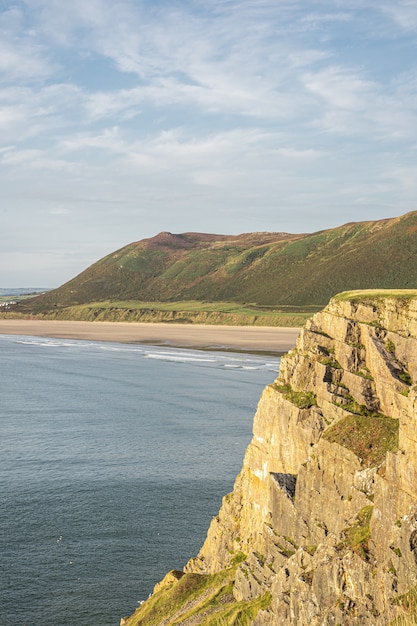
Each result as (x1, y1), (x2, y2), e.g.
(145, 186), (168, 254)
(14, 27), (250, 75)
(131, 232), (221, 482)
(15, 211), (417, 319)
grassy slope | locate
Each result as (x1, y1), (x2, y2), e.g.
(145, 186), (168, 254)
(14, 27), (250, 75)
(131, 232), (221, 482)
(14, 211), (417, 323)
(24, 300), (318, 327)
(122, 563), (271, 626)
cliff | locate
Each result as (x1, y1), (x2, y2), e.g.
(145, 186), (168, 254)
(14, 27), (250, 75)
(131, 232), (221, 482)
(123, 290), (417, 626)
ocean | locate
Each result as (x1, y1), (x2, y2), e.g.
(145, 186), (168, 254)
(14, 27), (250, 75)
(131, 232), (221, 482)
(0, 334), (280, 626)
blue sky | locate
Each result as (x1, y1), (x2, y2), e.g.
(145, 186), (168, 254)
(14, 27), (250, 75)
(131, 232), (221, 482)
(1, 0), (417, 287)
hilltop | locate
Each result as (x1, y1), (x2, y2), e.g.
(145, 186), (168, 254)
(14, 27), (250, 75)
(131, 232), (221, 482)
(13, 211), (417, 324)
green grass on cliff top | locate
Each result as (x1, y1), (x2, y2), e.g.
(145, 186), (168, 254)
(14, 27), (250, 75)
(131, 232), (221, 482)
(334, 289), (417, 303)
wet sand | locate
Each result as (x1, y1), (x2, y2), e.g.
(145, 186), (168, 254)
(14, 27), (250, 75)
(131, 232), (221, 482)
(0, 319), (300, 354)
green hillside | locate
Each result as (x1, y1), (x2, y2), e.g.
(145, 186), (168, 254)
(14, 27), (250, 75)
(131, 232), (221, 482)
(15, 211), (417, 320)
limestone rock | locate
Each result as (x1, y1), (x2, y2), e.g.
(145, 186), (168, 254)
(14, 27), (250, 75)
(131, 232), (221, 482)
(129, 291), (417, 625)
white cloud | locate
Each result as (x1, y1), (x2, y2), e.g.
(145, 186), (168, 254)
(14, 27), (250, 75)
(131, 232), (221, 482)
(302, 65), (417, 141)
(58, 125), (324, 186)
(1, 1), (417, 285)
(0, 145), (82, 173)
(18, 1), (323, 121)
(0, 147), (43, 165)
(49, 206), (70, 215)
(378, 1), (417, 32)
(303, 66), (374, 111)
(0, 5), (55, 81)
(0, 39), (53, 81)
(0, 83), (82, 144)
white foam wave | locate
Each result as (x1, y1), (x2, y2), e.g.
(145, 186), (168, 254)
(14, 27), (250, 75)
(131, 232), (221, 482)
(144, 352), (217, 364)
(16, 339), (87, 349)
(2, 334), (280, 372)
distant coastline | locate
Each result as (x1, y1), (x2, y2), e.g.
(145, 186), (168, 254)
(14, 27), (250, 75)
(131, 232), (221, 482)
(0, 319), (300, 355)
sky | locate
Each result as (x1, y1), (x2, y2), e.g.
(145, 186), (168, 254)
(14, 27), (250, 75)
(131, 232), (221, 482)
(1, 0), (417, 287)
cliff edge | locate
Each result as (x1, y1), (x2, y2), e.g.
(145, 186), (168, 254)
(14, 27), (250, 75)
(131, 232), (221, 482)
(123, 290), (417, 626)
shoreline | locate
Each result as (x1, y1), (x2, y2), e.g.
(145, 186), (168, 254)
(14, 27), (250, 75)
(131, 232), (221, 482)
(0, 319), (300, 355)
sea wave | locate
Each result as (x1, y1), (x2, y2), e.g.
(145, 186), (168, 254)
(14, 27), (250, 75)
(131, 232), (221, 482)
(0, 334), (280, 372)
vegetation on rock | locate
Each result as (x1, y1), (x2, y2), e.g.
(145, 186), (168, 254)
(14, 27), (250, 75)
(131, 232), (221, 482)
(122, 565), (272, 626)
(339, 505), (374, 561)
(322, 413), (399, 468)
(391, 587), (417, 625)
(271, 383), (317, 409)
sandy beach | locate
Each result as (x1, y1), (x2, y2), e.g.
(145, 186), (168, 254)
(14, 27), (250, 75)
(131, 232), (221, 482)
(0, 319), (300, 354)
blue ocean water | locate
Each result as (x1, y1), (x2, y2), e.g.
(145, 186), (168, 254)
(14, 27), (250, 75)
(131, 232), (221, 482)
(0, 334), (280, 626)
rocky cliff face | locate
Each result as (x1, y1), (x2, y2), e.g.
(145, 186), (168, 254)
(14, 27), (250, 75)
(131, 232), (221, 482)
(125, 291), (417, 626)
